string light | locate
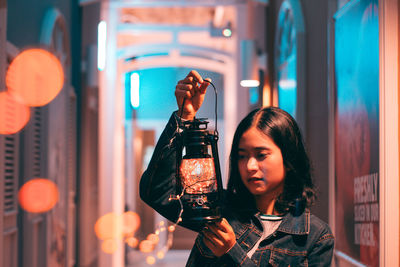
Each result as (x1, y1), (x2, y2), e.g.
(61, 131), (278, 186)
(93, 207), (183, 264)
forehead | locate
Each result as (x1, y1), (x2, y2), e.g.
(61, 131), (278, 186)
(238, 127), (277, 149)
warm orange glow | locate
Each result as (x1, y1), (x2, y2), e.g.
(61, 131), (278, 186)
(6, 48), (64, 107)
(0, 91), (30, 135)
(157, 251), (165, 259)
(125, 236), (139, 248)
(168, 225), (175, 232)
(262, 83), (272, 107)
(18, 178), (59, 213)
(146, 256), (156, 265)
(146, 233), (160, 245)
(94, 213), (123, 240)
(101, 239), (118, 254)
(180, 158), (217, 194)
(139, 240), (155, 253)
(122, 211), (141, 236)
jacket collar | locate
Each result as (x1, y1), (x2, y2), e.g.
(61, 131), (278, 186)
(276, 210), (310, 235)
(225, 199), (310, 236)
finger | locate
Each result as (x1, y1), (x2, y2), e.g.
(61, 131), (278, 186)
(177, 79), (197, 94)
(203, 225), (222, 239)
(175, 86), (193, 96)
(202, 236), (215, 249)
(176, 85), (194, 98)
(198, 78), (210, 94)
(182, 75), (194, 84)
(202, 236), (219, 254)
(186, 70), (204, 84)
(176, 83), (193, 91)
(216, 218), (233, 233)
(203, 230), (224, 247)
(207, 223), (223, 231)
(206, 224), (226, 240)
(181, 76), (199, 89)
(175, 89), (192, 100)
(188, 77), (203, 92)
(177, 79), (189, 85)
(178, 77), (197, 89)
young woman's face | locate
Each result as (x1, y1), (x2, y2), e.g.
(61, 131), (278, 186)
(238, 127), (285, 197)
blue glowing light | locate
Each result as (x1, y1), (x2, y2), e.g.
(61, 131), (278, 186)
(97, 21), (107, 71)
(130, 72), (140, 109)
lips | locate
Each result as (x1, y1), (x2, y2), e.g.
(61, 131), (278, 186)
(247, 177), (264, 183)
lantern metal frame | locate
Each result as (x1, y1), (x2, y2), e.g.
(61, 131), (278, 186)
(175, 118), (223, 227)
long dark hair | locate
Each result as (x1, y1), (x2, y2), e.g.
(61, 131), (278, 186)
(226, 107), (315, 215)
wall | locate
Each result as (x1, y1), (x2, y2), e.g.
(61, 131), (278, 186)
(79, 2), (100, 267)
(7, 0), (71, 46)
(0, 1), (7, 266)
(269, 0), (330, 223)
(301, 0), (330, 224)
(4, 0), (81, 266)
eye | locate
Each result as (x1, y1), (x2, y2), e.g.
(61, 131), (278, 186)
(256, 152), (269, 160)
(238, 153), (247, 160)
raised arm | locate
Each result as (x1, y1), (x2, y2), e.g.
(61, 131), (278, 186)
(139, 70), (210, 231)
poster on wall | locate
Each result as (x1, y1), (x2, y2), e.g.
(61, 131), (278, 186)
(275, 1), (297, 119)
(334, 0), (379, 266)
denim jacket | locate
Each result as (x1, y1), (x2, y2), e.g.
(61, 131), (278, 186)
(140, 113), (335, 267)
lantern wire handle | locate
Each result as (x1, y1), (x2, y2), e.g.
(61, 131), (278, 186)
(206, 79), (219, 136)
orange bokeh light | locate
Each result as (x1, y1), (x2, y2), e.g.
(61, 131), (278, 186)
(122, 211), (141, 236)
(95, 213), (123, 240)
(146, 233), (160, 245)
(101, 239), (118, 254)
(157, 251), (165, 259)
(6, 48), (64, 107)
(146, 256), (156, 265)
(139, 240), (155, 253)
(125, 236), (139, 248)
(18, 178), (59, 213)
(0, 91), (30, 135)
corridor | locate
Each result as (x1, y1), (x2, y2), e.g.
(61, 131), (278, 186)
(0, 0), (399, 266)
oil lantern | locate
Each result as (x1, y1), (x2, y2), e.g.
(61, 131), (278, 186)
(176, 118), (223, 226)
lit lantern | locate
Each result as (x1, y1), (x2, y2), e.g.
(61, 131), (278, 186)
(176, 118), (223, 226)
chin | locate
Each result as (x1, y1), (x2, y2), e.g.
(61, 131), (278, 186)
(249, 188), (268, 195)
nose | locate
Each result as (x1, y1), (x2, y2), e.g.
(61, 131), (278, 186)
(247, 157), (258, 171)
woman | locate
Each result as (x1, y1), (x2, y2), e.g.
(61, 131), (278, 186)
(140, 70), (334, 266)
